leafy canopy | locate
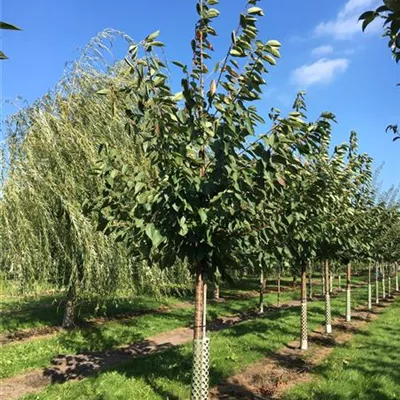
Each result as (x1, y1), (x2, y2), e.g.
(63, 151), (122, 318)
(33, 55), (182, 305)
(93, 0), (337, 278)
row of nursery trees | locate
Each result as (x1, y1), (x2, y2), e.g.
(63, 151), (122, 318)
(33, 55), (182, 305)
(1, 0), (400, 398)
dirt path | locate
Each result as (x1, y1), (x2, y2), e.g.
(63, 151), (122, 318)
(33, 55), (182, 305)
(209, 295), (398, 399)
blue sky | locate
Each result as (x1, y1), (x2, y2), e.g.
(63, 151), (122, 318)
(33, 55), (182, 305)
(1, 0), (399, 189)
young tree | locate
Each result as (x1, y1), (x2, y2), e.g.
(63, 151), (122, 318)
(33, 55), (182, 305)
(92, 0), (338, 393)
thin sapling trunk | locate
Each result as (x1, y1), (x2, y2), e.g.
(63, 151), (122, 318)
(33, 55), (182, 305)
(300, 262), (308, 350)
(346, 262), (351, 322)
(308, 260), (313, 300)
(277, 265), (281, 307)
(259, 269), (265, 314)
(324, 260), (332, 334)
(368, 264), (372, 311)
(375, 263), (379, 305)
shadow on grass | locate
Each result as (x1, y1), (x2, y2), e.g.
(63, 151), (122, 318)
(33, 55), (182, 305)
(1, 297), (64, 332)
(0, 293), (194, 340)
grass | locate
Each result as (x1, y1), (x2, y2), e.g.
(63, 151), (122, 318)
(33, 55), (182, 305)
(0, 289), (300, 379)
(19, 285), (371, 400)
(283, 295), (400, 400)
(0, 277), (300, 334)
(0, 293), (182, 333)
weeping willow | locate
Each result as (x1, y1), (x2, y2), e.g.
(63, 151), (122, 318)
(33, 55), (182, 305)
(0, 29), (191, 324)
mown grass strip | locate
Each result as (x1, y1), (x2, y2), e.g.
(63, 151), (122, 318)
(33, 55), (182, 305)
(283, 295), (400, 400)
(0, 294), (181, 334)
(0, 277), (302, 333)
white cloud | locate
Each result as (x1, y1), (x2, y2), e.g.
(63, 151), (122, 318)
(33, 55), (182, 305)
(291, 58), (349, 87)
(311, 45), (334, 57)
(315, 0), (381, 40)
(288, 35), (307, 44)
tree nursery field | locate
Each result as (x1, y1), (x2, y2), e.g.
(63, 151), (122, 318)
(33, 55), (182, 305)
(1, 0), (399, 399)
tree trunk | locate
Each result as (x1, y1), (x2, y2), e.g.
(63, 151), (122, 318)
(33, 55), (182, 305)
(375, 263), (379, 305)
(308, 260), (313, 300)
(330, 272), (333, 293)
(213, 284), (220, 301)
(346, 262), (351, 322)
(277, 265), (281, 307)
(191, 262), (209, 400)
(396, 263), (399, 292)
(388, 266), (392, 298)
(368, 264), (372, 311)
(322, 265), (326, 296)
(292, 275), (297, 288)
(324, 260), (332, 334)
(259, 270), (265, 314)
(300, 263), (308, 350)
(382, 264), (386, 300)
(193, 265), (205, 340)
(338, 275), (342, 292)
(62, 285), (76, 328)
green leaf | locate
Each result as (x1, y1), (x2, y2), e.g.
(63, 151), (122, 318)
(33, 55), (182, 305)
(0, 21), (21, 30)
(248, 7), (264, 16)
(172, 60), (186, 68)
(171, 91), (184, 101)
(231, 30), (236, 44)
(149, 41), (165, 47)
(198, 208), (208, 223)
(230, 48), (242, 57)
(96, 89), (111, 95)
(178, 216), (189, 236)
(263, 54), (277, 65)
(266, 40), (281, 47)
(145, 30), (160, 41)
(358, 11), (375, 21)
(207, 8), (220, 18)
(145, 223), (163, 247)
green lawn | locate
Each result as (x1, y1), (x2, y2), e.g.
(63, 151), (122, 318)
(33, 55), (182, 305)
(0, 293), (181, 334)
(1, 290), (300, 379)
(20, 286), (371, 400)
(0, 277), (299, 334)
(283, 295), (400, 400)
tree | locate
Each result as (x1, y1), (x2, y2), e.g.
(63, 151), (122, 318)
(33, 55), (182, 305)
(92, 0), (338, 394)
(360, 1), (400, 62)
(0, 30), (180, 326)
